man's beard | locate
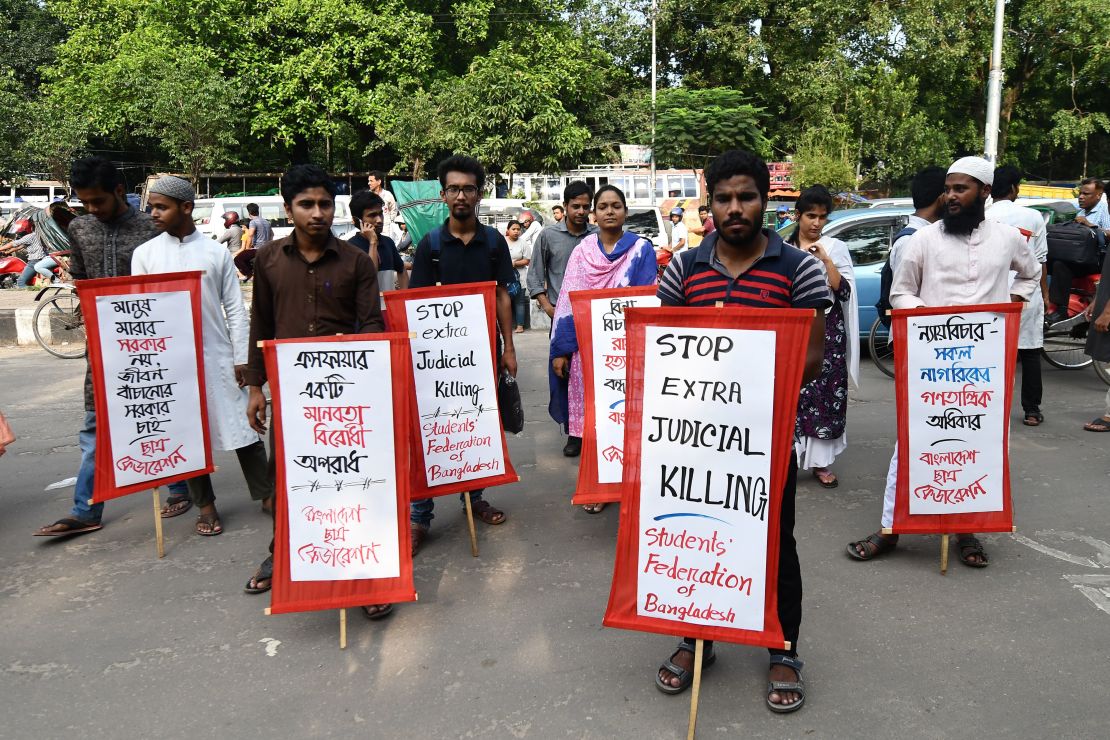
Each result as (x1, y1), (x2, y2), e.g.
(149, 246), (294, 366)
(942, 198), (986, 236)
(717, 219), (760, 249)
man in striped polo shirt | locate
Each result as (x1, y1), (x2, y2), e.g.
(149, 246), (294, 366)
(654, 149), (831, 714)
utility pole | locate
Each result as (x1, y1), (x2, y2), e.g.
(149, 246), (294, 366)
(650, 0), (657, 207)
(983, 0), (1005, 163)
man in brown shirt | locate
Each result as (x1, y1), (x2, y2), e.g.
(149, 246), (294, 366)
(242, 165), (392, 620)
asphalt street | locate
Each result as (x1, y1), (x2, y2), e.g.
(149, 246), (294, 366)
(1, 332), (1108, 739)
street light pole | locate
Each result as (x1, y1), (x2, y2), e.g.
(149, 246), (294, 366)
(983, 0), (1005, 163)
(650, 0), (657, 207)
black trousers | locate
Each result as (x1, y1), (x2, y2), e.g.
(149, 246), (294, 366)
(683, 455), (801, 658)
(1018, 347), (1043, 414)
(1048, 259), (1101, 309)
(186, 440), (273, 507)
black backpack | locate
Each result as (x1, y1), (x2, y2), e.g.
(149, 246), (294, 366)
(876, 226), (917, 328)
(1046, 221), (1103, 271)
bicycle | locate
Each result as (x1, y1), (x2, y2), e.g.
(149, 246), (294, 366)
(33, 278), (86, 360)
(867, 317), (896, 378)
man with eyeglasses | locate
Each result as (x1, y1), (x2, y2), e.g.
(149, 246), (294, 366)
(406, 154), (519, 555)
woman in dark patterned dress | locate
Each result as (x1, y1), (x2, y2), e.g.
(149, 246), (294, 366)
(787, 186), (859, 488)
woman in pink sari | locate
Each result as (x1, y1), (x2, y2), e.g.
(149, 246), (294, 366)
(549, 185), (658, 512)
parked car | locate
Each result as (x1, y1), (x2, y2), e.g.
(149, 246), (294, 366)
(625, 206), (668, 248)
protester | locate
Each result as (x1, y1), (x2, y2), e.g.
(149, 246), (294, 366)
(0, 409), (14, 457)
(787, 185), (858, 488)
(348, 189), (408, 292)
(847, 156), (1040, 568)
(1045, 178), (1109, 323)
(690, 204), (715, 237)
(35, 157), (158, 537)
(368, 170), (400, 242)
(505, 219), (531, 332)
(551, 205), (565, 223)
(655, 149), (831, 713)
(1, 226), (49, 287)
(216, 211), (244, 255)
(888, 167), (947, 274)
(548, 185), (657, 513)
(407, 154), (517, 552)
(241, 165), (389, 624)
(527, 181), (598, 457)
(987, 165), (1049, 426)
(130, 176), (272, 535)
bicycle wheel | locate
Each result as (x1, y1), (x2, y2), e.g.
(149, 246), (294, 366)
(1041, 333), (1091, 369)
(33, 294), (87, 359)
(867, 317), (895, 378)
(1093, 358), (1110, 386)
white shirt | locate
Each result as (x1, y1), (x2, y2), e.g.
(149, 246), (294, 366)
(132, 230), (259, 451)
(988, 199), (1048, 349)
(519, 220), (542, 254)
(670, 222), (688, 251)
(891, 218), (1040, 310)
(888, 214), (933, 274)
(378, 189), (400, 242)
(506, 236), (530, 287)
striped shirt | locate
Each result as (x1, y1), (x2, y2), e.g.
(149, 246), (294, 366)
(657, 229), (832, 310)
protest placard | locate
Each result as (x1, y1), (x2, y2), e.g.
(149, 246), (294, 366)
(604, 307), (812, 648)
(79, 271), (212, 503)
(890, 303), (1022, 535)
(262, 334), (416, 615)
(382, 282), (517, 499)
(568, 286), (659, 505)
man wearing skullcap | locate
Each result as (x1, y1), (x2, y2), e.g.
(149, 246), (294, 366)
(847, 156), (1039, 568)
(131, 176), (273, 537)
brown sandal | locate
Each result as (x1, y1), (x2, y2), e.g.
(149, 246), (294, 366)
(846, 531), (898, 561)
(195, 512), (223, 536)
(470, 500), (506, 525)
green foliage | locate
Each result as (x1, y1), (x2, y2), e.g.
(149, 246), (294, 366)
(366, 84), (449, 180)
(655, 87), (769, 169)
(792, 124), (857, 193)
(20, 92), (90, 184)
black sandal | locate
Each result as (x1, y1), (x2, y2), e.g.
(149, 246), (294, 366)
(655, 642), (717, 695)
(1022, 411), (1044, 427)
(361, 604), (394, 620)
(33, 518), (103, 537)
(957, 536), (989, 568)
(160, 493), (193, 518)
(767, 654), (806, 713)
(846, 532), (899, 561)
(244, 556), (273, 594)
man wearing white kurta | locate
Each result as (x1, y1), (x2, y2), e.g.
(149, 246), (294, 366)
(847, 157), (1040, 568)
(988, 165), (1049, 426)
(133, 176), (271, 536)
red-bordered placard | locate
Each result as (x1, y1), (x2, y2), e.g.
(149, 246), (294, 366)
(569, 286), (659, 505)
(891, 303), (1021, 534)
(382, 282), (518, 499)
(604, 307), (813, 647)
(79, 271), (213, 503)
(262, 333), (416, 614)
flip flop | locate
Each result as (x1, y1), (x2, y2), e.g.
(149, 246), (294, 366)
(957, 536), (990, 568)
(1022, 412), (1044, 427)
(34, 518), (103, 537)
(582, 502), (607, 514)
(1083, 417), (1110, 432)
(812, 468), (839, 488)
(244, 556), (273, 594)
(160, 493), (193, 518)
(195, 512), (223, 536)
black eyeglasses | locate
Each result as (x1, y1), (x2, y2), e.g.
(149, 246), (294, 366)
(444, 185), (479, 197)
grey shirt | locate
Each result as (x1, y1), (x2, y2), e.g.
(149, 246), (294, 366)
(248, 216), (273, 247)
(526, 220), (599, 304)
(217, 224), (244, 252)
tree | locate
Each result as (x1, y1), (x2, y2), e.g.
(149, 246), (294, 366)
(654, 87), (769, 169)
(792, 124), (857, 193)
(20, 92), (90, 184)
(366, 84), (449, 180)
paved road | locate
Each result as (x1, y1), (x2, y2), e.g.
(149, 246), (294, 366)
(1, 335), (1108, 739)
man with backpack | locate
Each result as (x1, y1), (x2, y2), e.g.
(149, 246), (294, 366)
(1045, 178), (1110, 324)
(406, 155), (518, 554)
(874, 166), (946, 325)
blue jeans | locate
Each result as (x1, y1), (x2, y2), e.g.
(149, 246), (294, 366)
(167, 480), (188, 497)
(71, 410), (104, 522)
(35, 256), (57, 280)
(410, 489), (484, 528)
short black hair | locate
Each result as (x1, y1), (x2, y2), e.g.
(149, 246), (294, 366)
(280, 164), (337, 204)
(992, 165), (1023, 199)
(593, 184), (627, 208)
(70, 157), (123, 193)
(1080, 177), (1105, 191)
(698, 205), (709, 213)
(795, 184), (834, 215)
(437, 154), (486, 191)
(369, 170), (387, 184)
(349, 189), (384, 223)
(704, 150), (769, 201)
(552, 205), (564, 214)
(563, 180), (593, 204)
(246, 202), (259, 216)
(506, 219), (522, 231)
(910, 166), (947, 209)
